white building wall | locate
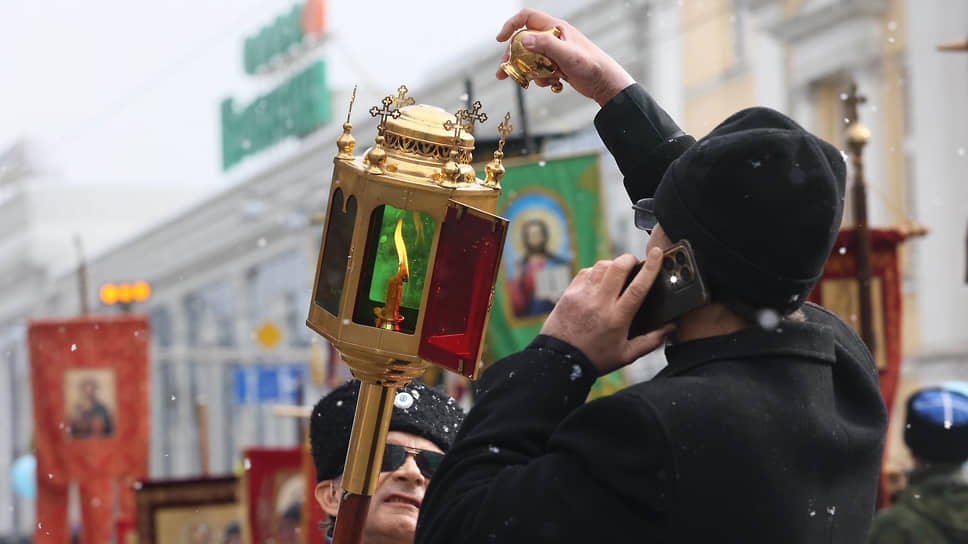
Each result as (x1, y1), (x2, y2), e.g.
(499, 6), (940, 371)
(905, 1), (968, 361)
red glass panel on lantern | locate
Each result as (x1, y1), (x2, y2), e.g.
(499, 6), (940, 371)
(419, 203), (508, 378)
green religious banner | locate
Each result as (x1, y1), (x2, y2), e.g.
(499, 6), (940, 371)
(486, 153), (623, 399)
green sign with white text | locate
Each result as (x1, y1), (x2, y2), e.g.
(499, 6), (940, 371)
(220, 60), (331, 170)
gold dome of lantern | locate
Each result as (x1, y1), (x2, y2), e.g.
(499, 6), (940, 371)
(381, 104), (476, 180)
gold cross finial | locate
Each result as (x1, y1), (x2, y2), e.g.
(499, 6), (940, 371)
(392, 85), (415, 111)
(369, 89), (405, 133)
(443, 111), (466, 142)
(462, 100), (488, 134)
(345, 85), (358, 124)
(497, 112), (512, 154)
(843, 81), (867, 124)
(443, 101), (488, 142)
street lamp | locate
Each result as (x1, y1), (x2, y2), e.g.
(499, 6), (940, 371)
(306, 85), (511, 543)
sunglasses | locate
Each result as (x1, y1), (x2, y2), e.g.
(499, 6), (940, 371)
(381, 443), (444, 479)
(632, 198), (657, 234)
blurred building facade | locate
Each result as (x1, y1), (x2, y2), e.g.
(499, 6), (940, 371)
(2, 0), (967, 538)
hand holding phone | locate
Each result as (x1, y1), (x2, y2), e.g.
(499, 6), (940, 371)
(623, 240), (709, 338)
(538, 250), (674, 376)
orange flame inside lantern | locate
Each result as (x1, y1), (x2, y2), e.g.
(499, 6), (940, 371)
(374, 219), (409, 329)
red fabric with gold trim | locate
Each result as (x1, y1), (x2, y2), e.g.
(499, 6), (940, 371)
(807, 229), (906, 417)
(243, 447), (304, 542)
(28, 315), (149, 541)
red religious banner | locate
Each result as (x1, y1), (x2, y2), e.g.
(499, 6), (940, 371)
(807, 228), (910, 418)
(243, 447), (304, 543)
(28, 315), (150, 543)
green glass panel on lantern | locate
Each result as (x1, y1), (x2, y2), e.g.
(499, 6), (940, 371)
(352, 205), (436, 334)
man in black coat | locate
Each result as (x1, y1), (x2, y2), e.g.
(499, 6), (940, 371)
(415, 8), (888, 544)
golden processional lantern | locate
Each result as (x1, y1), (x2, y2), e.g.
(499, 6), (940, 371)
(306, 85), (511, 543)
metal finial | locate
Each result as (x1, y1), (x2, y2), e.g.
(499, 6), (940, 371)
(842, 81), (867, 125)
(346, 85), (358, 124)
(843, 81), (871, 149)
(497, 112), (513, 154)
(369, 87), (406, 133)
(391, 85), (415, 111)
(444, 111), (466, 143)
(462, 101), (488, 134)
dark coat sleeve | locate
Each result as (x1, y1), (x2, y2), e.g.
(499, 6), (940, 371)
(593, 83), (696, 203)
(415, 335), (673, 543)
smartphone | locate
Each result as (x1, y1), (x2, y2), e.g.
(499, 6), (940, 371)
(623, 239), (709, 338)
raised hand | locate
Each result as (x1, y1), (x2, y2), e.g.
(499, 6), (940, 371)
(496, 8), (635, 106)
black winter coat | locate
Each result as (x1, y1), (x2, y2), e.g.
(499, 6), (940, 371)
(415, 84), (888, 544)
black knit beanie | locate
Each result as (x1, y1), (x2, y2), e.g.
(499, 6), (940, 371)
(654, 107), (846, 316)
(309, 379), (465, 483)
(904, 387), (968, 464)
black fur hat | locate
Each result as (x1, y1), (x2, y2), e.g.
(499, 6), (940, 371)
(654, 107), (846, 316)
(309, 380), (465, 482)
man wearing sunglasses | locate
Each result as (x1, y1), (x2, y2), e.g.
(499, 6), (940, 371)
(416, 8), (887, 544)
(311, 379), (463, 544)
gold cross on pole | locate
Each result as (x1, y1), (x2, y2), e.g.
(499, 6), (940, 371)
(497, 112), (512, 154)
(843, 81), (867, 124)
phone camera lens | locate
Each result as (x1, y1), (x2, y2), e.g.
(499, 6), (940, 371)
(663, 257), (675, 270)
(674, 251), (686, 265)
(680, 267), (693, 282)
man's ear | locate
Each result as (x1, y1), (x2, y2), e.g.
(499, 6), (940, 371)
(314, 479), (341, 517)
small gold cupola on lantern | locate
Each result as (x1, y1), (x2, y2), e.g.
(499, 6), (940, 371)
(306, 85), (511, 542)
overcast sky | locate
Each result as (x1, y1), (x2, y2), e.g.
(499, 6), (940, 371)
(0, 0), (520, 188)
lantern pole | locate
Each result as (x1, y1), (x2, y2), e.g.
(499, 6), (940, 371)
(844, 82), (876, 353)
(331, 382), (396, 544)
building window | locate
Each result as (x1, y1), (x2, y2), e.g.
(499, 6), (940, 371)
(149, 305), (173, 348)
(249, 251), (312, 348)
(184, 281), (237, 348)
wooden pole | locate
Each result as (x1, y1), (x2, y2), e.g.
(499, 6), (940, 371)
(844, 82), (876, 354)
(332, 494), (371, 544)
(73, 234), (90, 316)
(195, 402), (210, 476)
(331, 382), (396, 544)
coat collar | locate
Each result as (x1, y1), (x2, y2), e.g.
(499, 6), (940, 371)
(656, 319), (836, 378)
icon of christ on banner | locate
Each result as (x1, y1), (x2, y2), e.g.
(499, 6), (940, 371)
(504, 192), (575, 319)
(64, 368), (117, 440)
